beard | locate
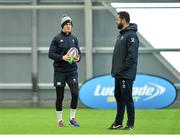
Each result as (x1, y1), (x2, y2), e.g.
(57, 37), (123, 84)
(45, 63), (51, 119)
(117, 23), (123, 29)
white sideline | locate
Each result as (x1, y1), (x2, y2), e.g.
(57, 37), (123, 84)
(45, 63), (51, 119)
(1, 134), (180, 135)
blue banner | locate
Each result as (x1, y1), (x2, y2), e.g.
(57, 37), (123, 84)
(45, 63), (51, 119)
(79, 74), (176, 109)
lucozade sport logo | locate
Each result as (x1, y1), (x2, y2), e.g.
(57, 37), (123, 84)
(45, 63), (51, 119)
(79, 74), (176, 109)
(133, 82), (166, 101)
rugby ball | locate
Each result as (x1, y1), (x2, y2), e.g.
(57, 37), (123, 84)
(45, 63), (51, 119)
(67, 47), (79, 60)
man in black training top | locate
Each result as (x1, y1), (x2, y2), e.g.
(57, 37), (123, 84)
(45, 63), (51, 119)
(110, 11), (139, 130)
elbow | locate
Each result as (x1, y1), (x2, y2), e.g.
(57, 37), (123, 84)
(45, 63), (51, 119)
(48, 52), (52, 59)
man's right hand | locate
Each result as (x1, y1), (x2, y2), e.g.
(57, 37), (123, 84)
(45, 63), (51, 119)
(62, 54), (71, 62)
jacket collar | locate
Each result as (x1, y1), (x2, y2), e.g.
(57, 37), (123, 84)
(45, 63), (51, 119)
(61, 31), (71, 36)
(120, 23), (138, 34)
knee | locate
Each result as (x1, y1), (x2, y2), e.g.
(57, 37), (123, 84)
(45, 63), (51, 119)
(56, 95), (64, 102)
(70, 85), (79, 96)
(114, 91), (119, 99)
(72, 92), (78, 99)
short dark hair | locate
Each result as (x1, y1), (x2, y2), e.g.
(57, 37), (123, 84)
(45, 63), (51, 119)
(117, 11), (130, 23)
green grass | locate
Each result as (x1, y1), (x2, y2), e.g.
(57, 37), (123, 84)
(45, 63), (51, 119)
(0, 108), (180, 134)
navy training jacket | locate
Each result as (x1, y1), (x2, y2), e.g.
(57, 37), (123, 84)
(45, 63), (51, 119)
(111, 23), (139, 80)
(48, 31), (81, 73)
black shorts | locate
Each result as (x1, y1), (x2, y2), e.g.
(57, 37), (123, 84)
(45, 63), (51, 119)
(54, 71), (78, 87)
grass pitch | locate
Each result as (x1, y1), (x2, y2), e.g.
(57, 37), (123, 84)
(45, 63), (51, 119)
(0, 108), (180, 134)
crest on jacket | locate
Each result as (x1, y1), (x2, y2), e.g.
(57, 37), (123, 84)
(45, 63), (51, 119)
(130, 37), (135, 43)
(120, 36), (124, 40)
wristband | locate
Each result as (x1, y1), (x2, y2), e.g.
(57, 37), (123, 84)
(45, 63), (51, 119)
(68, 57), (73, 64)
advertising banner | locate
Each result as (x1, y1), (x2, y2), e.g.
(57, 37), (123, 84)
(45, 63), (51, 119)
(79, 74), (176, 109)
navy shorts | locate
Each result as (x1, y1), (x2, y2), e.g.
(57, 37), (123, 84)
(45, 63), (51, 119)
(54, 71), (78, 87)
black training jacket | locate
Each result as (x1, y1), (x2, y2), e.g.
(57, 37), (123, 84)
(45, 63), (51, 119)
(111, 23), (139, 80)
(48, 31), (81, 73)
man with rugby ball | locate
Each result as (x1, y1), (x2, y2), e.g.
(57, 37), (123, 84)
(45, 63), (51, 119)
(49, 15), (81, 127)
